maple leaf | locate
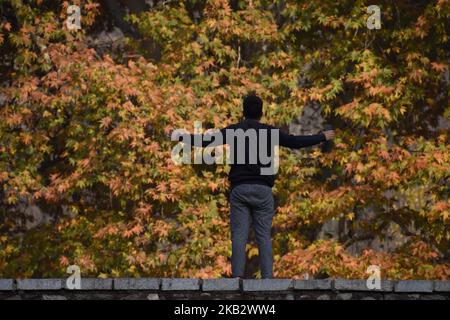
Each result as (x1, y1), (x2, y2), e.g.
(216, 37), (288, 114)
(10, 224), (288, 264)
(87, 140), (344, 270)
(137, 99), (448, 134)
(100, 116), (112, 129)
(59, 256), (70, 267)
(430, 62), (448, 72)
(3, 22), (11, 31)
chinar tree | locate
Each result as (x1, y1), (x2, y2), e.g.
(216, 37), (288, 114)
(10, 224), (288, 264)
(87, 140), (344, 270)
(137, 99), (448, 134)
(0, 0), (448, 279)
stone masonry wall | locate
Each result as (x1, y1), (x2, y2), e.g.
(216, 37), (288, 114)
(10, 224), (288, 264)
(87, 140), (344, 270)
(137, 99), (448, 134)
(0, 278), (449, 300)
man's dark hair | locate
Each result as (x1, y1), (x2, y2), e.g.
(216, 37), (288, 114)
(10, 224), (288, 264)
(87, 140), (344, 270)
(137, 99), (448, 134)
(243, 94), (263, 119)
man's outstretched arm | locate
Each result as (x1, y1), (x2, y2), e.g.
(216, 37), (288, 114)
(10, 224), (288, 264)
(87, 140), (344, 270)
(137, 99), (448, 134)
(279, 129), (334, 149)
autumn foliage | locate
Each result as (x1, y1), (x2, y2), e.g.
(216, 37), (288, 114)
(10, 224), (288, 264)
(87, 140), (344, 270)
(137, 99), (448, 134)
(0, 0), (449, 279)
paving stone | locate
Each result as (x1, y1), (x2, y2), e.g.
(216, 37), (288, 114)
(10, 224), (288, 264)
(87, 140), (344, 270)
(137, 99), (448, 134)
(361, 296), (377, 300)
(120, 294), (146, 300)
(242, 279), (293, 291)
(63, 278), (113, 290)
(286, 293), (294, 300)
(202, 279), (240, 291)
(395, 280), (433, 293)
(42, 295), (67, 300)
(81, 278), (113, 290)
(420, 294), (446, 300)
(384, 294), (406, 300)
(334, 279), (393, 291)
(17, 279), (62, 290)
(294, 279), (332, 290)
(317, 294), (331, 300)
(0, 279), (14, 291)
(161, 278), (200, 291)
(434, 281), (450, 292)
(336, 293), (353, 300)
(114, 278), (160, 290)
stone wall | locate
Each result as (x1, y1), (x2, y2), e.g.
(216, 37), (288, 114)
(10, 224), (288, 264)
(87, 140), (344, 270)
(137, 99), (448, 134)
(0, 278), (448, 300)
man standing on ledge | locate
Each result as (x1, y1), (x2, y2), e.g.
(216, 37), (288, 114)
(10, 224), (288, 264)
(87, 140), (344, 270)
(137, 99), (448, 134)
(176, 94), (335, 279)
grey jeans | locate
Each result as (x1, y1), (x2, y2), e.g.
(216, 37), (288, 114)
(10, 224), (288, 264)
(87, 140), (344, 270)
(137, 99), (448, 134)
(229, 184), (275, 279)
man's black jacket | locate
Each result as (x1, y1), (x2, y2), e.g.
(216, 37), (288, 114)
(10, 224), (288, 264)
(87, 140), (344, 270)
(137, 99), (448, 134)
(183, 119), (326, 189)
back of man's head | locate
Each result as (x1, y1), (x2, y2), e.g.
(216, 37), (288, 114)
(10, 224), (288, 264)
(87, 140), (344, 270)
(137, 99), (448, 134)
(243, 94), (263, 120)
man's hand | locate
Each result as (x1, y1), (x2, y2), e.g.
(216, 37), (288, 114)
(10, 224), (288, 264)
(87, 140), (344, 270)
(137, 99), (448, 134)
(322, 130), (335, 141)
